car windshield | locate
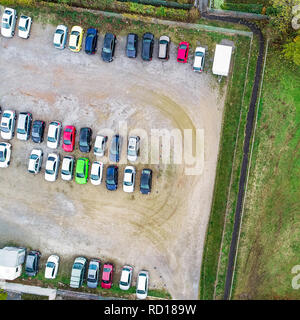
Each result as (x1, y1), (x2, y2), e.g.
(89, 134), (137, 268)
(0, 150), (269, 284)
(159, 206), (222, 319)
(71, 31), (79, 36)
(90, 264), (97, 270)
(64, 139), (71, 145)
(61, 169), (70, 175)
(196, 51), (203, 57)
(77, 172), (84, 178)
(103, 46), (111, 54)
(91, 174), (99, 180)
(56, 29), (64, 34)
(0, 151), (5, 162)
(1, 126), (9, 133)
(137, 289), (145, 294)
(160, 40), (168, 44)
(179, 44), (187, 50)
(46, 262), (55, 269)
(73, 263), (82, 270)
(128, 148), (136, 156)
(94, 146), (102, 153)
(48, 136), (56, 142)
(17, 127), (26, 134)
(120, 281), (128, 286)
(30, 154), (38, 160)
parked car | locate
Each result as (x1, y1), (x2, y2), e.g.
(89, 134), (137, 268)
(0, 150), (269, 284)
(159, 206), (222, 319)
(31, 120), (45, 143)
(25, 250), (41, 277)
(119, 265), (133, 291)
(69, 26), (84, 52)
(90, 161), (103, 186)
(106, 165), (118, 191)
(61, 155), (74, 181)
(123, 166), (136, 193)
(109, 134), (122, 162)
(1, 8), (17, 38)
(16, 112), (32, 141)
(140, 168), (152, 194)
(177, 41), (189, 63)
(45, 254), (60, 279)
(47, 121), (62, 149)
(126, 33), (138, 58)
(62, 125), (76, 152)
(87, 259), (101, 289)
(101, 263), (113, 289)
(193, 47), (206, 72)
(70, 257), (87, 288)
(79, 127), (92, 153)
(28, 149), (43, 174)
(141, 32), (154, 61)
(136, 270), (149, 299)
(18, 15), (32, 39)
(85, 28), (98, 54)
(45, 153), (60, 182)
(75, 157), (89, 184)
(53, 24), (68, 49)
(0, 142), (12, 168)
(94, 135), (108, 157)
(101, 33), (116, 62)
(158, 35), (170, 60)
(0, 110), (16, 140)
(127, 136), (140, 162)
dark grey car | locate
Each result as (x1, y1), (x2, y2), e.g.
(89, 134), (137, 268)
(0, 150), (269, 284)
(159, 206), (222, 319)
(109, 134), (122, 162)
(25, 250), (41, 277)
(87, 259), (101, 288)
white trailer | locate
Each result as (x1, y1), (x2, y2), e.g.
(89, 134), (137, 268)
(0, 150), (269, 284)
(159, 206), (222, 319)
(0, 247), (26, 280)
(212, 44), (233, 77)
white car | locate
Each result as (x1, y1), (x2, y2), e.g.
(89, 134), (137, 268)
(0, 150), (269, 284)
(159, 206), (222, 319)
(0, 142), (11, 168)
(45, 254), (60, 279)
(53, 24), (68, 49)
(0, 110), (16, 140)
(193, 47), (206, 73)
(18, 15), (32, 39)
(90, 161), (103, 186)
(119, 265), (133, 291)
(61, 155), (74, 181)
(45, 153), (60, 182)
(28, 149), (43, 174)
(94, 135), (108, 157)
(127, 136), (140, 162)
(47, 121), (62, 149)
(136, 270), (149, 300)
(1, 8), (17, 38)
(123, 166), (136, 193)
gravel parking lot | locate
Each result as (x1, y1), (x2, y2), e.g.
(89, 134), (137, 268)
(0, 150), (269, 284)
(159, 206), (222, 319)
(0, 22), (226, 299)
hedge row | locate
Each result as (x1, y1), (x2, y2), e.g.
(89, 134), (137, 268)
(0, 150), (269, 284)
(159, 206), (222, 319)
(221, 2), (279, 15)
(117, 0), (193, 10)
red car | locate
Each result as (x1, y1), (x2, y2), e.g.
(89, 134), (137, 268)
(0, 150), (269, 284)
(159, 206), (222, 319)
(177, 41), (189, 63)
(101, 263), (113, 289)
(62, 125), (76, 152)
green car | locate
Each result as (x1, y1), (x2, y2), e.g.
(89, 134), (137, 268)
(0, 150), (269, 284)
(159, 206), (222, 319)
(75, 157), (89, 184)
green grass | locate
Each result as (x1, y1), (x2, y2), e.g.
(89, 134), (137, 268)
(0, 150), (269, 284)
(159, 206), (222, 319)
(0, 290), (8, 300)
(22, 293), (48, 300)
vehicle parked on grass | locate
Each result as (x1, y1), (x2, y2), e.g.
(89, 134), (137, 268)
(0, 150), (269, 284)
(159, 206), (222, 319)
(127, 136), (140, 162)
(90, 161), (103, 186)
(158, 35), (170, 60)
(16, 112), (32, 141)
(94, 135), (108, 157)
(177, 41), (189, 63)
(47, 121), (62, 149)
(62, 125), (76, 152)
(69, 26), (83, 52)
(45, 153), (60, 182)
(87, 259), (101, 289)
(18, 15), (32, 39)
(141, 32), (154, 61)
(61, 155), (74, 181)
(126, 33), (138, 58)
(106, 165), (118, 191)
(70, 256), (87, 288)
(140, 168), (152, 194)
(101, 263), (113, 289)
(136, 270), (149, 300)
(101, 33), (116, 62)
(123, 166), (136, 193)
(31, 120), (45, 144)
(0, 142), (11, 168)
(193, 47), (206, 72)
(28, 149), (43, 174)
(119, 265), (133, 291)
(109, 134), (122, 162)
(1, 8), (17, 38)
(75, 157), (89, 184)
(25, 250), (41, 277)
(53, 24), (68, 49)
(85, 28), (98, 54)
(0, 110), (16, 140)
(79, 127), (92, 153)
(45, 254), (60, 279)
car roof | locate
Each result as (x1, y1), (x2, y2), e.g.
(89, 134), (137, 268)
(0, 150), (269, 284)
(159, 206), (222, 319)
(137, 273), (147, 290)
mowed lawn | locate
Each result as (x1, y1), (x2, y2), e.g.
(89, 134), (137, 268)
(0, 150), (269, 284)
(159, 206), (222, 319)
(232, 48), (300, 299)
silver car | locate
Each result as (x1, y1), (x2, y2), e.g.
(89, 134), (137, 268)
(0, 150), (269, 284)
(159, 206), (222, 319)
(87, 259), (101, 289)
(127, 136), (140, 162)
(158, 35), (170, 60)
(53, 24), (68, 49)
(16, 112), (32, 141)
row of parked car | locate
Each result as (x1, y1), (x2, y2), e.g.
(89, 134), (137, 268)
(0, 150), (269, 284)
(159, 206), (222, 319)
(24, 250), (149, 299)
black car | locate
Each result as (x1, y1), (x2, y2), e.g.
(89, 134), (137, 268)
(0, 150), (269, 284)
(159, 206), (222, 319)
(141, 33), (154, 61)
(101, 33), (116, 62)
(79, 127), (92, 153)
(126, 33), (138, 58)
(106, 165), (118, 191)
(25, 250), (41, 277)
(85, 28), (98, 55)
(140, 168), (152, 194)
(31, 120), (45, 143)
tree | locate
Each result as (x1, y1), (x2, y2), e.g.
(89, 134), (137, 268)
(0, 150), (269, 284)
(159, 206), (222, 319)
(283, 32), (300, 65)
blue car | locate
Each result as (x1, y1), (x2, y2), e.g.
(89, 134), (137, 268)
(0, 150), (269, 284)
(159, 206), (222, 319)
(109, 134), (122, 162)
(106, 165), (118, 191)
(85, 28), (98, 55)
